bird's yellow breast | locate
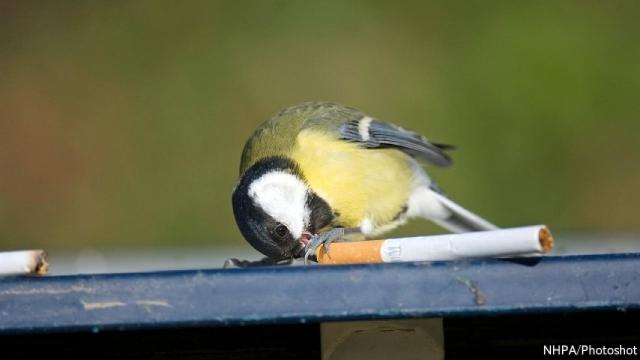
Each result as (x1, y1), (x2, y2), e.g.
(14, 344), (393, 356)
(290, 129), (414, 233)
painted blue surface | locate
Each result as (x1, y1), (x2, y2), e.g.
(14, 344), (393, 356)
(0, 253), (639, 334)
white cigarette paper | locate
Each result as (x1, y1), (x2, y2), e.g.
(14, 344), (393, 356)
(0, 250), (49, 276)
(380, 225), (553, 262)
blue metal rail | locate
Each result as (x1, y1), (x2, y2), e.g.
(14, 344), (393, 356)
(1, 253), (639, 334)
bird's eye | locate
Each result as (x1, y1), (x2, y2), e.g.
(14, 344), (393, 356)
(274, 224), (289, 238)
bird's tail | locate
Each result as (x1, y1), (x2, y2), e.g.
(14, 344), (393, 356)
(410, 187), (498, 233)
(430, 191), (498, 233)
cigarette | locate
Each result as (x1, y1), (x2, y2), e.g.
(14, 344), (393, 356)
(0, 250), (49, 276)
(316, 225), (554, 265)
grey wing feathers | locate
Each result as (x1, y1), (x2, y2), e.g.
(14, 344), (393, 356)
(340, 117), (454, 167)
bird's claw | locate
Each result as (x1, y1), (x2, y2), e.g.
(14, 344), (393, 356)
(303, 228), (348, 264)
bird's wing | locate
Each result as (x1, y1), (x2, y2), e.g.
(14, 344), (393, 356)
(340, 117), (454, 167)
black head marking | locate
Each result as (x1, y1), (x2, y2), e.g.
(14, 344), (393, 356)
(305, 191), (335, 233)
(232, 157), (305, 259)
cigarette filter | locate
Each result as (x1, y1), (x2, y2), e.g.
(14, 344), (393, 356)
(0, 250), (49, 276)
(316, 225), (553, 265)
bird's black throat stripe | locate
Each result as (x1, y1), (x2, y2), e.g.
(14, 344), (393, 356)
(305, 192), (334, 234)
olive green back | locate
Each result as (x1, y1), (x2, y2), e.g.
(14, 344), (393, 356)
(239, 102), (364, 174)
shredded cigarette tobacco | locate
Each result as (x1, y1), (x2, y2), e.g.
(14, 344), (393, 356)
(539, 227), (554, 253)
(34, 251), (49, 275)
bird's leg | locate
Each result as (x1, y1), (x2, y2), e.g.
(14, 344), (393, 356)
(223, 257), (293, 268)
(304, 227), (361, 264)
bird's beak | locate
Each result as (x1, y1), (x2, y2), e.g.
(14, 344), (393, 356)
(298, 231), (313, 248)
(292, 231), (312, 259)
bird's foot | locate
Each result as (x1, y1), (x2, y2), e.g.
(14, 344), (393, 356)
(303, 227), (360, 264)
(223, 257), (292, 268)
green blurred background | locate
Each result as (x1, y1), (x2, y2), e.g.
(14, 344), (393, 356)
(1, 1), (639, 254)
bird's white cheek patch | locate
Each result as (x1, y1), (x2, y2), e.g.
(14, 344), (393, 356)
(248, 171), (309, 239)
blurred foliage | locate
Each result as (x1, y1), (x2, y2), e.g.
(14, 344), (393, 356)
(0, 0), (639, 250)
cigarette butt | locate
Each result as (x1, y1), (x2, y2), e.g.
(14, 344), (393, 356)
(0, 250), (49, 276)
(316, 225), (553, 265)
(316, 240), (384, 264)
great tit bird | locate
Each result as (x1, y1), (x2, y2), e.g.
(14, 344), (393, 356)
(231, 102), (497, 265)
